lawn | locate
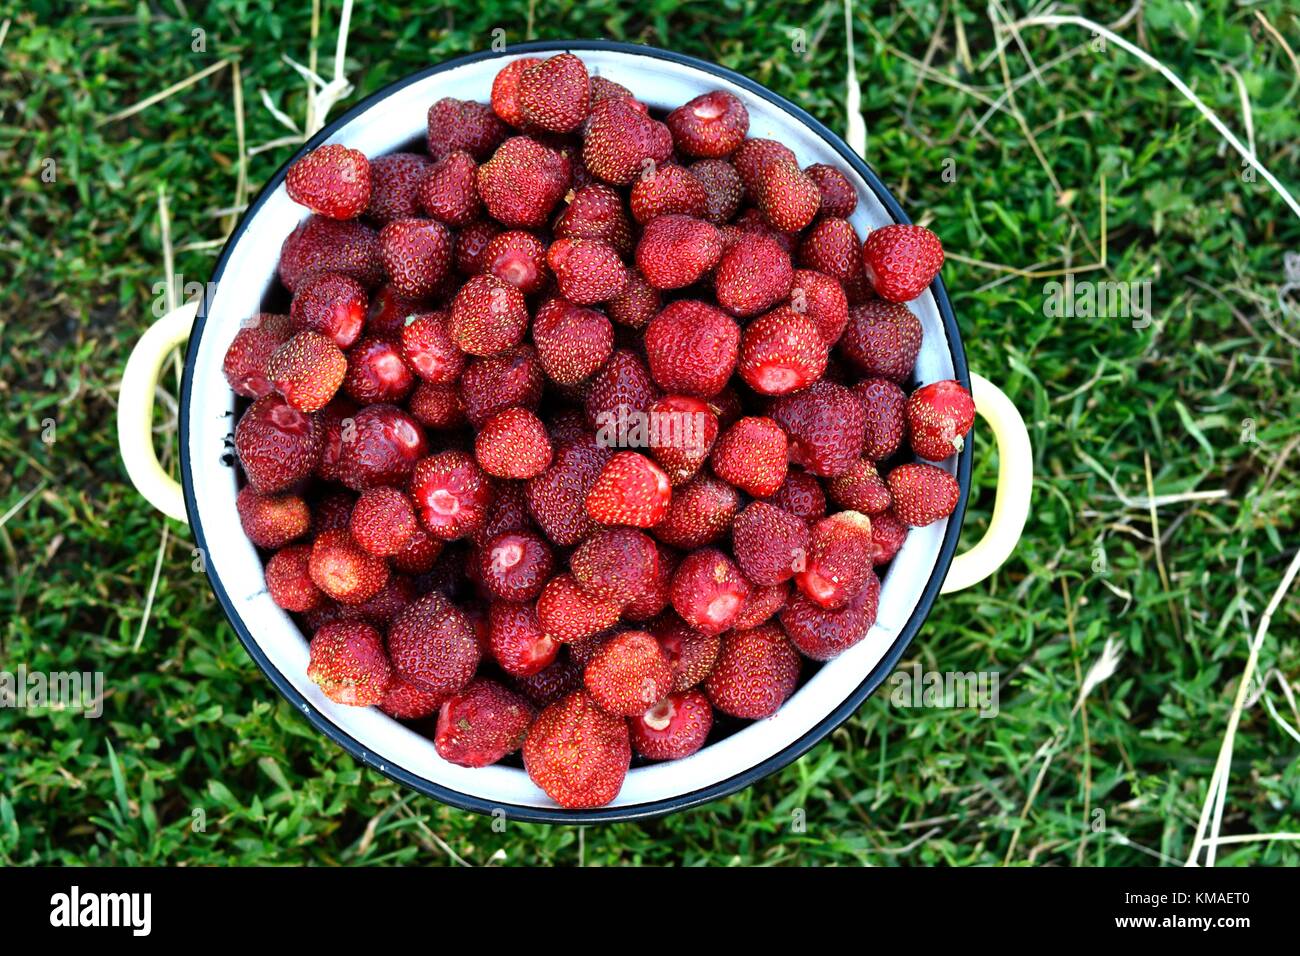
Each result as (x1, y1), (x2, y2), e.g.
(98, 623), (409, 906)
(1, 0), (1297, 866)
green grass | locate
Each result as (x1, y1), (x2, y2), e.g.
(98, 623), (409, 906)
(2, 0), (1298, 866)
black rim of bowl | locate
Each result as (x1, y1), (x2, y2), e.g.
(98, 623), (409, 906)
(180, 39), (973, 824)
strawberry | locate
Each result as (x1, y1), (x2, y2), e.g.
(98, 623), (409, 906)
(386, 593), (480, 698)
(862, 223), (944, 302)
(235, 394), (323, 493)
(491, 57), (543, 127)
(378, 218), (453, 300)
(732, 138), (798, 201)
(635, 214), (723, 290)
(526, 437), (610, 546)
(315, 400), (360, 483)
(631, 689), (713, 760)
(585, 451), (672, 528)
(380, 675), (445, 720)
(399, 311), (465, 385)
(546, 238), (629, 305)
(285, 143), (371, 219)
(236, 485), (309, 549)
(308, 529), (389, 605)
(689, 159), (744, 223)
(307, 621), (391, 706)
(408, 382), (464, 429)
(869, 510), (908, 565)
(567, 632), (612, 670)
(342, 336), (415, 405)
(518, 53), (590, 133)
(536, 572), (622, 643)
(840, 300), (923, 382)
(770, 381), (867, 477)
(350, 575), (417, 625)
(797, 217), (868, 303)
(417, 149), (482, 226)
(278, 215), (382, 293)
(584, 630), (674, 716)
(827, 459), (892, 515)
(731, 501), (809, 586)
(623, 543), (677, 621)
(644, 300), (739, 397)
(795, 510), (873, 610)
(459, 346), (544, 427)
(524, 690), (631, 809)
(853, 377), (908, 460)
(570, 528), (659, 604)
(336, 403), (428, 490)
(223, 322), (291, 399)
(709, 416), (788, 497)
(589, 75), (642, 110)
(365, 283), (426, 337)
(906, 379), (975, 461)
(532, 298), (614, 385)
(629, 163), (708, 223)
(391, 526), (444, 575)
(426, 97), (507, 160)
(513, 659), (582, 709)
(652, 473), (740, 549)
(703, 624), (800, 719)
(788, 269), (849, 345)
(760, 470), (827, 522)
(434, 678), (534, 768)
(780, 570), (880, 660)
(410, 450), (494, 540)
(584, 348), (657, 430)
(670, 547), (750, 636)
(582, 98), (673, 186)
(647, 394), (719, 485)
(265, 544), (323, 612)
(481, 230), (549, 294)
(475, 408), (553, 479)
(667, 91), (749, 158)
(290, 272), (368, 348)
(714, 233), (793, 317)
(454, 219), (502, 274)
(734, 580), (790, 629)
(553, 183), (633, 254)
(477, 136), (571, 228)
(488, 601), (559, 677)
(886, 462), (960, 526)
(737, 306), (829, 395)
(804, 163), (857, 218)
(349, 486), (418, 557)
(652, 615), (722, 692)
(471, 479), (533, 548)
(756, 160), (821, 232)
(448, 274), (529, 356)
(366, 152), (432, 224)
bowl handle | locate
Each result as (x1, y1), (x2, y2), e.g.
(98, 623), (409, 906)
(940, 372), (1033, 593)
(117, 301), (199, 523)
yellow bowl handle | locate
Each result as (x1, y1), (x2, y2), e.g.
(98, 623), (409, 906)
(117, 302), (199, 524)
(940, 372), (1033, 593)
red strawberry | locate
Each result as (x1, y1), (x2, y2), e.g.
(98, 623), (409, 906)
(853, 377), (908, 460)
(366, 152), (432, 224)
(670, 547), (750, 636)
(781, 570), (880, 660)
(308, 490), (355, 533)
(391, 526), (444, 574)
(804, 163), (857, 218)
(350, 575), (417, 625)
(756, 160), (821, 232)
(265, 544), (322, 612)
(760, 470), (827, 522)
(427, 97), (507, 160)
(584, 630), (674, 716)
(417, 149), (482, 226)
(518, 53), (590, 133)
(532, 298), (615, 385)
(526, 437), (610, 546)
(349, 486), (418, 557)
(491, 57), (543, 126)
(869, 510), (908, 565)
(907, 379), (975, 461)
(644, 300), (739, 397)
(475, 407), (553, 479)
(223, 322), (291, 398)
(285, 144), (371, 219)
(631, 689), (713, 760)
(307, 621), (391, 706)
(488, 601), (559, 677)
(236, 485), (309, 549)
(788, 269), (849, 345)
(652, 616), (722, 692)
(635, 214), (723, 290)
(584, 348), (657, 430)
(629, 163), (708, 223)
(536, 572), (622, 643)
(459, 346), (544, 426)
(477, 136), (570, 228)
(652, 473), (740, 549)
(732, 501), (809, 586)
(554, 183), (633, 254)
(435, 678), (534, 768)
(309, 529), (389, 605)
(582, 98), (673, 186)
(278, 215), (382, 293)
(408, 382), (464, 429)
(365, 283), (426, 337)
(732, 138), (798, 201)
(380, 675), (444, 720)
(449, 274), (529, 356)
(565, 632), (612, 670)
(589, 75), (642, 109)
(795, 510), (873, 609)
(546, 238), (629, 305)
(378, 218), (453, 300)
(410, 450), (494, 540)
(471, 479), (533, 547)
(399, 311), (465, 385)
(513, 658), (582, 709)
(387, 593), (480, 698)
(667, 91), (749, 158)
(770, 381), (867, 477)
(713, 233), (793, 317)
(336, 403), (428, 490)
(689, 159), (744, 223)
(734, 580), (790, 628)
(342, 336), (415, 405)
(887, 462), (960, 526)
(827, 459), (892, 515)
(797, 217), (868, 303)
(841, 300), (923, 382)
(481, 230), (549, 294)
(709, 416), (788, 497)
(862, 223), (944, 302)
(454, 219), (502, 274)
(738, 306), (829, 396)
(647, 394), (719, 485)
(585, 451), (671, 528)
(607, 271), (661, 329)
(235, 394), (323, 493)
(703, 624), (800, 719)
(290, 272), (368, 348)
(524, 690), (631, 808)
(571, 528), (659, 605)
(623, 543), (677, 621)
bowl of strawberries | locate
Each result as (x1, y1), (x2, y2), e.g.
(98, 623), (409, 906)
(119, 41), (1032, 821)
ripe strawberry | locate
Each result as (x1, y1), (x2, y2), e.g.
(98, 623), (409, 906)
(554, 183), (633, 255)
(760, 469), (827, 522)
(454, 219), (502, 273)
(435, 678), (534, 768)
(623, 543), (677, 621)
(349, 574), (417, 625)
(840, 300), (923, 382)
(448, 274), (529, 356)
(652, 615), (722, 692)
(585, 451), (671, 527)
(470, 479), (533, 548)
(853, 377), (908, 460)
(408, 381), (464, 429)
(862, 223), (944, 302)
(738, 306), (829, 396)
(513, 658), (582, 709)
(524, 690), (631, 809)
(481, 230), (549, 294)
(278, 215), (382, 293)
(307, 621), (391, 706)
(285, 143), (371, 219)
(342, 336), (415, 405)
(417, 149), (482, 226)
(734, 580), (790, 628)
(459, 346), (544, 426)
(601, 274), (657, 333)
(906, 379), (975, 461)
(531, 298), (614, 385)
(631, 689), (713, 760)
(731, 138), (798, 201)
(309, 529), (389, 605)
(265, 544), (323, 612)
(349, 486), (418, 557)
(290, 272), (368, 348)
(797, 217), (868, 303)
(526, 437), (610, 546)
(689, 159), (743, 223)
(584, 630), (674, 716)
(380, 675), (444, 720)
(236, 485), (309, 549)
(584, 348), (657, 429)
(795, 510), (873, 609)
(827, 459), (892, 515)
(647, 394), (719, 485)
(703, 624), (800, 719)
(869, 510), (908, 565)
(781, 570), (880, 660)
(475, 407), (553, 479)
(387, 593), (480, 698)
(224, 323), (291, 399)
(491, 57), (543, 126)
(788, 269), (849, 345)
(488, 601), (558, 677)
(713, 233), (793, 317)
(426, 97), (507, 160)
(391, 526), (444, 574)
(635, 214), (723, 290)
(629, 163), (708, 223)
(589, 75), (642, 110)
(399, 311), (465, 384)
(667, 90), (749, 158)
(732, 501), (809, 586)
(315, 400), (359, 483)
(336, 403), (428, 490)
(756, 160), (821, 232)
(567, 632), (612, 670)
(770, 381), (867, 477)
(804, 163), (857, 218)
(477, 136), (571, 228)
(410, 450), (494, 540)
(887, 462), (960, 526)
(670, 547), (750, 636)
(709, 416), (788, 497)
(571, 528), (659, 605)
(365, 283), (426, 337)
(518, 53), (590, 133)
(378, 218), (453, 300)
(644, 300), (739, 397)
(366, 152), (432, 224)
(536, 572), (622, 643)
(235, 394), (323, 493)
(582, 98), (673, 186)
(546, 238), (629, 305)
(652, 473), (740, 549)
